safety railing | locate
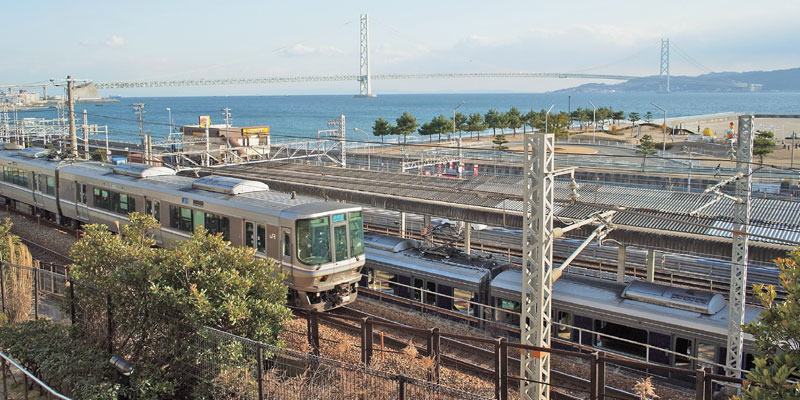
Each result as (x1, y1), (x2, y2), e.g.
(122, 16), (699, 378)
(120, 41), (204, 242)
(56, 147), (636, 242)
(0, 351), (71, 400)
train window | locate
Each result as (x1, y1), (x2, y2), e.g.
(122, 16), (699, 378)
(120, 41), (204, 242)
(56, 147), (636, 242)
(594, 320), (647, 358)
(555, 311), (572, 339)
(697, 343), (716, 366)
(674, 337), (693, 368)
(296, 217), (331, 265)
(257, 225), (266, 253)
(170, 205), (194, 232)
(204, 213), (230, 241)
(245, 222), (255, 248)
(744, 353), (755, 371)
(46, 176), (55, 195)
(77, 183), (87, 204)
(413, 278), (424, 302)
(453, 288), (472, 315)
(349, 212), (365, 257)
(2, 167), (28, 187)
(94, 188), (135, 215)
(369, 270), (396, 295)
(146, 200), (160, 222)
(425, 281), (436, 305)
(283, 232), (291, 257)
(333, 225), (348, 261)
(37, 175), (55, 195)
(497, 298), (520, 326)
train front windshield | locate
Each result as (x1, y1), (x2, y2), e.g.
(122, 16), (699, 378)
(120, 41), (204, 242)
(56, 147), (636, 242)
(296, 211), (365, 266)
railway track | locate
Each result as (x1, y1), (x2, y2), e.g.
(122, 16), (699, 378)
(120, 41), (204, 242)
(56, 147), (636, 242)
(363, 213), (784, 302)
(18, 237), (73, 265)
(325, 305), (642, 400)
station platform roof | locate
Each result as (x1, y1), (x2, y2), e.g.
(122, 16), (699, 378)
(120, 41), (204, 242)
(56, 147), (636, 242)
(206, 163), (799, 253)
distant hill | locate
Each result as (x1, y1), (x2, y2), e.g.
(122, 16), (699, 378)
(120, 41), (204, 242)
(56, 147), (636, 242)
(553, 67), (800, 93)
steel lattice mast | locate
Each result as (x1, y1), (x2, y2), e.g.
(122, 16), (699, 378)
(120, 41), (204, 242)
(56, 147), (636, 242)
(660, 38), (670, 93)
(521, 133), (554, 400)
(726, 115), (753, 377)
(357, 14), (375, 97)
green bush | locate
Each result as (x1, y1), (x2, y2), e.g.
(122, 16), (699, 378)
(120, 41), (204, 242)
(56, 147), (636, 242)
(0, 320), (119, 399)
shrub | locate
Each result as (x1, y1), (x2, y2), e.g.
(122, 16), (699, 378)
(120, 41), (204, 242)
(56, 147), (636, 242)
(0, 320), (119, 399)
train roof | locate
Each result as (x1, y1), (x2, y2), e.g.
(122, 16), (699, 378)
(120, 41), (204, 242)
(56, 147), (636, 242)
(0, 148), (68, 169)
(57, 161), (359, 218)
(365, 246), (489, 292)
(490, 269), (761, 337)
(364, 234), (418, 253)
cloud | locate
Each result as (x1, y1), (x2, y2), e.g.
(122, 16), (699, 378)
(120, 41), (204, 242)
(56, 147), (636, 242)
(277, 44), (346, 57)
(104, 35), (125, 47)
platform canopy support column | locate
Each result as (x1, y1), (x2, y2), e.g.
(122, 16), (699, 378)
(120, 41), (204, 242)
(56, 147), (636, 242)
(399, 212), (407, 239)
(726, 115), (753, 377)
(521, 132), (554, 400)
(617, 245), (626, 283)
(646, 249), (656, 282)
(464, 222), (471, 256)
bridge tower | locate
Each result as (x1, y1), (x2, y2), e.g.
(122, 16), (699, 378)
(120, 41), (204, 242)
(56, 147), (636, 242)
(357, 14), (376, 97)
(660, 38), (670, 93)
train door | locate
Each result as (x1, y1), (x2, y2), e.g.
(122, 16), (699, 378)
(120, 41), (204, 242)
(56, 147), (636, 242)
(75, 182), (89, 221)
(281, 227), (294, 284)
(31, 172), (42, 208)
(244, 221), (266, 254)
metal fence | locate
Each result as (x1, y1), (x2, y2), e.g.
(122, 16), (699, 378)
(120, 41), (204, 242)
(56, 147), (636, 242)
(0, 261), (492, 400)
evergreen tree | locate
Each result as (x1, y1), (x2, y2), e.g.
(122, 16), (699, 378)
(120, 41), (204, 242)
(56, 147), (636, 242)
(636, 134), (658, 171)
(431, 114), (451, 142)
(644, 111), (654, 123)
(485, 109), (501, 136)
(466, 113), (486, 140)
(372, 117), (393, 144)
(492, 133), (509, 151)
(395, 111), (419, 144)
(452, 112), (467, 139)
(506, 107), (523, 136)
(754, 130), (777, 164)
(739, 249), (800, 400)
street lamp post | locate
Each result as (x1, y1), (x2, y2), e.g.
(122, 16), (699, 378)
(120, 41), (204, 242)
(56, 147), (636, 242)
(651, 102), (667, 152)
(588, 100), (597, 144)
(545, 104), (555, 134)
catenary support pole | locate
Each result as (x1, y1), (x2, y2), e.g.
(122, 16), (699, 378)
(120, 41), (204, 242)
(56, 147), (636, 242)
(726, 115), (753, 377)
(521, 132), (554, 400)
(67, 76), (77, 157)
(464, 222), (471, 255)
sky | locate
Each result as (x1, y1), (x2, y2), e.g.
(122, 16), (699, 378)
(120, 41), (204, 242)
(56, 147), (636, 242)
(1, 0), (799, 96)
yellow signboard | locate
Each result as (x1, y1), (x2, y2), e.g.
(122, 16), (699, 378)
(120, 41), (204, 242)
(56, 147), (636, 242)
(199, 116), (211, 127)
(242, 126), (269, 135)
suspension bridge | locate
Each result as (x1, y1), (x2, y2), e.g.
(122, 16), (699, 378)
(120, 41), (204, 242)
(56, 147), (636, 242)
(4, 15), (752, 96)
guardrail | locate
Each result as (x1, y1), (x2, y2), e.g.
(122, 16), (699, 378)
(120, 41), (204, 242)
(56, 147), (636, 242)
(0, 350), (71, 400)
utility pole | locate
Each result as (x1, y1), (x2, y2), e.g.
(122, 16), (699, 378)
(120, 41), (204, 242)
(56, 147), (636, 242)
(67, 76), (77, 157)
(132, 103), (146, 163)
(787, 132), (796, 169)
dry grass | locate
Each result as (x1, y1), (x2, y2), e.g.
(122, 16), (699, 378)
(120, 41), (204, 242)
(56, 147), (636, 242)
(5, 241), (33, 322)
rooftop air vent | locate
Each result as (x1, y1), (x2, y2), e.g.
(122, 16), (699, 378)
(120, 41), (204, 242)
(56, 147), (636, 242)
(17, 148), (48, 158)
(192, 175), (269, 195)
(622, 280), (725, 315)
(113, 163), (177, 178)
